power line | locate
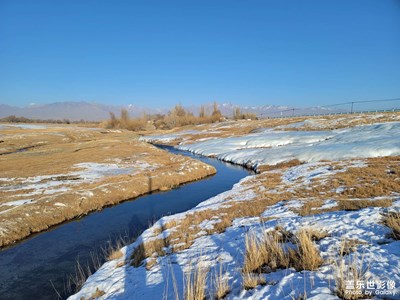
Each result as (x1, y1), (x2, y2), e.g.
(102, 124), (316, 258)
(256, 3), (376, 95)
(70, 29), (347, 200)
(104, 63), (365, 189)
(258, 97), (400, 118)
(321, 97), (400, 108)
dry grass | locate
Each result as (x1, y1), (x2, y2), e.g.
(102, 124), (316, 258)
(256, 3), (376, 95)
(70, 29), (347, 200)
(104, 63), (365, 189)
(334, 247), (369, 300)
(184, 262), (209, 300)
(242, 273), (266, 290)
(67, 260), (93, 294)
(338, 238), (366, 256)
(241, 230), (287, 289)
(242, 227), (324, 290)
(243, 232), (267, 274)
(296, 198), (392, 217)
(258, 159), (303, 172)
(383, 212), (400, 240)
(213, 264), (230, 299)
(131, 237), (169, 267)
(130, 156), (398, 269)
(102, 233), (132, 261)
(0, 125), (216, 247)
(301, 227), (330, 241)
(289, 229), (324, 271)
(88, 288), (106, 299)
(337, 199), (392, 211)
(289, 157), (399, 214)
(130, 195), (290, 267)
(297, 199), (326, 216)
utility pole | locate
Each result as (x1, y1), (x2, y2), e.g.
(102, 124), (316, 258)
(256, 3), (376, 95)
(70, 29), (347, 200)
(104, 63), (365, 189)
(350, 102), (354, 114)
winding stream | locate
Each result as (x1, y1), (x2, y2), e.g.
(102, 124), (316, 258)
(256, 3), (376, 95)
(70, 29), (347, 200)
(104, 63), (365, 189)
(0, 146), (252, 300)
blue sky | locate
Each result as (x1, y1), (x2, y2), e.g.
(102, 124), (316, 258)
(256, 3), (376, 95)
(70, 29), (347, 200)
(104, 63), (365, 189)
(0, 0), (399, 108)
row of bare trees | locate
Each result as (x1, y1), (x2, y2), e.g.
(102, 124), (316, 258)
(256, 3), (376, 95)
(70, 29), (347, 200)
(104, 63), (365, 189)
(104, 103), (223, 131)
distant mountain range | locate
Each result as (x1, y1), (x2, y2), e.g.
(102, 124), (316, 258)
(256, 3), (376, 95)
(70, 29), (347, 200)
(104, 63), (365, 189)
(0, 101), (344, 121)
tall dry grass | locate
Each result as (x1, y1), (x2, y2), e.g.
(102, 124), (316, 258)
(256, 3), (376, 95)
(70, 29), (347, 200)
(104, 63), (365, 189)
(242, 272), (267, 290)
(105, 103), (224, 131)
(213, 264), (230, 299)
(383, 212), (400, 240)
(67, 233), (134, 294)
(334, 247), (369, 300)
(184, 262), (209, 300)
(289, 229), (324, 271)
(242, 227), (324, 290)
(104, 109), (148, 131)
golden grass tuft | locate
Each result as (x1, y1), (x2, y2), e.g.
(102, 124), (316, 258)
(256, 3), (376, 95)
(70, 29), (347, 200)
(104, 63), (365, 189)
(289, 228), (324, 271)
(383, 212), (400, 240)
(88, 287), (106, 299)
(337, 199), (392, 211)
(242, 230), (286, 290)
(298, 199), (325, 216)
(130, 237), (169, 267)
(262, 230), (290, 271)
(242, 273), (267, 290)
(107, 249), (123, 261)
(334, 247), (369, 300)
(242, 227), (324, 291)
(302, 227), (330, 241)
(102, 234), (132, 261)
(184, 262), (209, 300)
(338, 238), (366, 256)
(213, 264), (230, 300)
(243, 232), (266, 274)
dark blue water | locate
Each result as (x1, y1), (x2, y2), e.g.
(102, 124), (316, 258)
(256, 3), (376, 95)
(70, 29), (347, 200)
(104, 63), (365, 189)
(0, 146), (251, 300)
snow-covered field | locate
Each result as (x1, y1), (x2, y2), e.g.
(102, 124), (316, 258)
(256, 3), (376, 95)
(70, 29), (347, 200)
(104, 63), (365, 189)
(177, 122), (400, 170)
(0, 160), (153, 215)
(71, 116), (400, 300)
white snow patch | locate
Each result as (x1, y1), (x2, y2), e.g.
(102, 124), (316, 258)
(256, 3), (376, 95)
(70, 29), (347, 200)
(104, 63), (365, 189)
(178, 122), (400, 169)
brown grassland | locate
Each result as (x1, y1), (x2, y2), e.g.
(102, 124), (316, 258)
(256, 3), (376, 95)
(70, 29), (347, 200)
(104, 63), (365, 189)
(0, 125), (216, 247)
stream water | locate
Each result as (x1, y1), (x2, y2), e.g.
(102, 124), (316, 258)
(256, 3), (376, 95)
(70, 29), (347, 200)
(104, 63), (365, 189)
(0, 146), (252, 300)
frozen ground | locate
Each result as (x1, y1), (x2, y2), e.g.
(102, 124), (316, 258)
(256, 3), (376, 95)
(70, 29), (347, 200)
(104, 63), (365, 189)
(177, 122), (400, 170)
(70, 165), (400, 300)
(0, 160), (152, 211)
(70, 116), (400, 300)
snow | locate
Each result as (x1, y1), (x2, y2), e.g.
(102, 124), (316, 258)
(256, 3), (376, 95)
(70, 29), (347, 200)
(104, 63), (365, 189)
(69, 119), (400, 300)
(140, 129), (222, 144)
(0, 160), (156, 207)
(178, 122), (400, 169)
(5, 124), (48, 129)
(1, 200), (35, 206)
(70, 189), (400, 300)
(0, 200), (36, 215)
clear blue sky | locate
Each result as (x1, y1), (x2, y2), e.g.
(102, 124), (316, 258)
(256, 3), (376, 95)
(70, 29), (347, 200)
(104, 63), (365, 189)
(0, 0), (399, 108)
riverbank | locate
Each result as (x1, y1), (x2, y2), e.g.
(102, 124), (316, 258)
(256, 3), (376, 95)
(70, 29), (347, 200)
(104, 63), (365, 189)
(0, 125), (216, 248)
(71, 112), (400, 300)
